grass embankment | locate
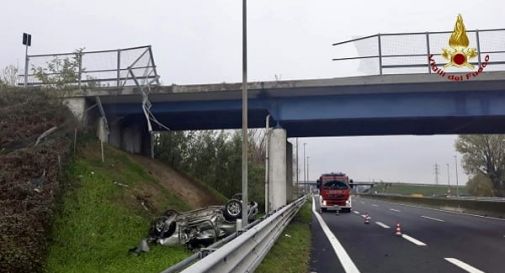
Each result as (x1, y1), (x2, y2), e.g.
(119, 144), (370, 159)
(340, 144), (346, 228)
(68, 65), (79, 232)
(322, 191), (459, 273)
(373, 182), (467, 197)
(256, 200), (312, 273)
(45, 141), (206, 273)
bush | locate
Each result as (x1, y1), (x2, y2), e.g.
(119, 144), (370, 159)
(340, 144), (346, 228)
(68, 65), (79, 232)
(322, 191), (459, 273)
(466, 173), (494, 197)
(0, 87), (74, 273)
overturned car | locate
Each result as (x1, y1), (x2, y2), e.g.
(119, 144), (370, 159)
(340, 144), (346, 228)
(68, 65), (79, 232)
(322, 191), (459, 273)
(131, 194), (258, 254)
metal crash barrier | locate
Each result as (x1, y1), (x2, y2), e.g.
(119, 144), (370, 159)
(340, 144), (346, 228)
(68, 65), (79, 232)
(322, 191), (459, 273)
(161, 195), (307, 273)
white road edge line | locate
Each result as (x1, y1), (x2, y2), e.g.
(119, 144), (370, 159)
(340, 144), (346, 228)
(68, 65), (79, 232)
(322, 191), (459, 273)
(401, 234), (427, 246)
(444, 258), (486, 273)
(389, 208), (401, 212)
(421, 215), (445, 222)
(375, 222), (390, 229)
(312, 197), (361, 273)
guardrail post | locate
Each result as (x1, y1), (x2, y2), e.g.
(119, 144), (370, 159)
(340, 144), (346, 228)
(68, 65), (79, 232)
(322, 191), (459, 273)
(475, 29), (482, 66)
(378, 34), (383, 75)
(426, 32), (431, 73)
(117, 50), (121, 87)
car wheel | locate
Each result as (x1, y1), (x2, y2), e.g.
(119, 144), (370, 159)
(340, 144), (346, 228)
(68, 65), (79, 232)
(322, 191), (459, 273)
(149, 216), (177, 239)
(224, 199), (242, 221)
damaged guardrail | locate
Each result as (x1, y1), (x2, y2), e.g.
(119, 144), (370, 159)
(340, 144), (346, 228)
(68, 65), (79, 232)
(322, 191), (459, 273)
(161, 195), (307, 273)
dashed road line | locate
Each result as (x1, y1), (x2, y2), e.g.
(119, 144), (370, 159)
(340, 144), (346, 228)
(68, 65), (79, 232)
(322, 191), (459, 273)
(401, 234), (427, 246)
(364, 198), (505, 221)
(421, 215), (445, 222)
(375, 221), (390, 229)
(444, 258), (485, 273)
(371, 204), (379, 207)
(353, 210), (360, 214)
(389, 208), (401, 212)
(312, 198), (361, 273)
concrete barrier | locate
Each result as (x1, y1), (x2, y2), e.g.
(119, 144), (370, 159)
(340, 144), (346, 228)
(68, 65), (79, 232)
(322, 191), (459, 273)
(360, 194), (505, 219)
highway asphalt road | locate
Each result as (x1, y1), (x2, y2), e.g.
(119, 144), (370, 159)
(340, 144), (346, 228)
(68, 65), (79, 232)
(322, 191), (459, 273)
(310, 195), (505, 273)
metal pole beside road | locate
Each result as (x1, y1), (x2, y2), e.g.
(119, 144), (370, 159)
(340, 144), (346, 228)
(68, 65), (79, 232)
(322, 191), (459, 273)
(303, 143), (306, 193)
(454, 155), (460, 198)
(446, 163), (451, 195)
(296, 138), (299, 196)
(264, 115), (270, 214)
(241, 0), (249, 227)
(307, 156), (310, 192)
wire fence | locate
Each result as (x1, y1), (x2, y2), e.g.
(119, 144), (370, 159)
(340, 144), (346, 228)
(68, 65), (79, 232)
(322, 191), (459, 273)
(18, 45), (159, 88)
(332, 28), (505, 76)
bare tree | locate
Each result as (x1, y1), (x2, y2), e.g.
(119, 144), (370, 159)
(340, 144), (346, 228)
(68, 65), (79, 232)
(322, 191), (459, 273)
(0, 65), (19, 86)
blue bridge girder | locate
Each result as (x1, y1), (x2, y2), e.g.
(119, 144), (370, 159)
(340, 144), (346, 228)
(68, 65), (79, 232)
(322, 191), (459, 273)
(91, 71), (505, 138)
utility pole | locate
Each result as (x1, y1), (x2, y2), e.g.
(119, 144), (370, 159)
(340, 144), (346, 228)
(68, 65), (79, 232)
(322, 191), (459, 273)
(446, 163), (451, 195)
(241, 0), (248, 227)
(454, 155), (460, 198)
(434, 163), (440, 185)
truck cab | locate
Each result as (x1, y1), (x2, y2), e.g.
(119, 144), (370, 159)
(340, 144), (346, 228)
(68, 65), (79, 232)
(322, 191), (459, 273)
(317, 172), (352, 213)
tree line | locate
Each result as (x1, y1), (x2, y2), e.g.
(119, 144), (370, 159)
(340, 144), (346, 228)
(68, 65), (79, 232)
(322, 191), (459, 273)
(154, 130), (267, 207)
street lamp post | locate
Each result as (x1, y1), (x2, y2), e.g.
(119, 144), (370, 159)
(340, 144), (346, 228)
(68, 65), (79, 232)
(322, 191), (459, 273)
(303, 143), (307, 193)
(454, 155), (460, 198)
(307, 156), (310, 192)
(241, 0), (248, 227)
(296, 138), (299, 196)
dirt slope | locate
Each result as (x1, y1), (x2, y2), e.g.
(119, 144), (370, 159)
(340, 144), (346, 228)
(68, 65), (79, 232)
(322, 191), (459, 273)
(132, 155), (226, 208)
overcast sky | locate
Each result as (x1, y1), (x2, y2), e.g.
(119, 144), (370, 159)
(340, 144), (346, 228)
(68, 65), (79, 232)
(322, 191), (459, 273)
(2, 0), (504, 184)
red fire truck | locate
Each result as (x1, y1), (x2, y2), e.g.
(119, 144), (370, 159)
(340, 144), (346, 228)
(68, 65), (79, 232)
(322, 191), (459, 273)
(317, 172), (353, 213)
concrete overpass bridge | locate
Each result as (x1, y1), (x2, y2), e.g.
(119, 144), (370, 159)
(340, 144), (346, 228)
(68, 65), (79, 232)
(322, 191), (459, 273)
(64, 71), (505, 210)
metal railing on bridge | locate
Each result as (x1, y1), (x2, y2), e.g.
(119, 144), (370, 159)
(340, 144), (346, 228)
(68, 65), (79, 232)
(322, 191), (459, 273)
(332, 28), (505, 76)
(18, 45), (160, 88)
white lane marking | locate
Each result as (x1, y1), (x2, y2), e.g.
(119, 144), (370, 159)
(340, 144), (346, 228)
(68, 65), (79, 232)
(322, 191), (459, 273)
(362, 197), (505, 222)
(375, 222), (390, 229)
(401, 234), (427, 246)
(360, 201), (365, 205)
(372, 204), (379, 207)
(444, 258), (485, 273)
(312, 198), (361, 273)
(389, 208), (401, 212)
(353, 211), (360, 214)
(421, 215), (445, 222)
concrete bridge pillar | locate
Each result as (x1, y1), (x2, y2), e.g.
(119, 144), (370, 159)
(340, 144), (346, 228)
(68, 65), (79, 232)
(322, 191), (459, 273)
(107, 116), (151, 155)
(268, 128), (287, 211)
(63, 97), (88, 124)
(286, 141), (294, 202)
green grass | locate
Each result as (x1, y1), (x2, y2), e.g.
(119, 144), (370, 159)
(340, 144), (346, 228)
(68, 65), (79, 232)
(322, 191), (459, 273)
(44, 142), (191, 273)
(372, 182), (467, 197)
(255, 200), (312, 273)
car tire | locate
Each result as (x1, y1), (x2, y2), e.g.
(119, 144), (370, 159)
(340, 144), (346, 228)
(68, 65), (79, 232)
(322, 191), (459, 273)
(150, 216), (177, 239)
(342, 208), (352, 213)
(321, 208), (327, 213)
(224, 199), (242, 221)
